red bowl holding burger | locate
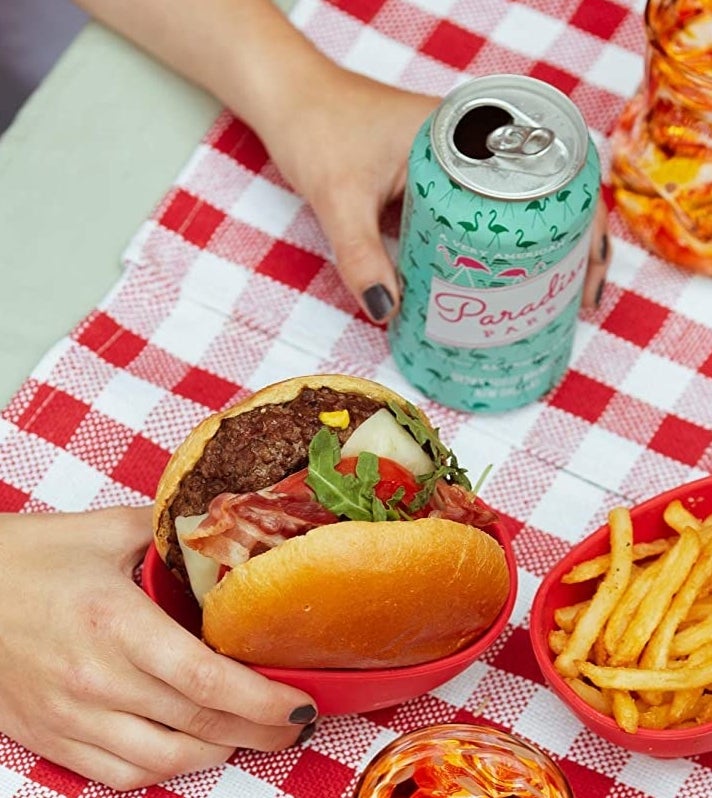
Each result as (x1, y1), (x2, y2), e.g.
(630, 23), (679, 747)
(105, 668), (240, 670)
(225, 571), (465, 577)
(142, 374), (517, 715)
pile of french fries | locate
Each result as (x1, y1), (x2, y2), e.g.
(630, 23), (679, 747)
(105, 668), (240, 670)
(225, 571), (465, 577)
(548, 499), (712, 733)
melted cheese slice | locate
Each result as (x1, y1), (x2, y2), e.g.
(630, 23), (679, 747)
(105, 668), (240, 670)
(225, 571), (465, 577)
(175, 513), (219, 606)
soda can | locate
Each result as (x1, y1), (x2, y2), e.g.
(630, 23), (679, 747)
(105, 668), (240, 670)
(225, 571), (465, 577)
(388, 74), (601, 413)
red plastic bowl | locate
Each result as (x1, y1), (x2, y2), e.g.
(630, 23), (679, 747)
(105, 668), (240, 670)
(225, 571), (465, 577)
(530, 474), (712, 758)
(142, 517), (517, 716)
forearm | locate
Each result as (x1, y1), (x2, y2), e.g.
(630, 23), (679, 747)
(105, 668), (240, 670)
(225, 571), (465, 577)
(72, 0), (334, 134)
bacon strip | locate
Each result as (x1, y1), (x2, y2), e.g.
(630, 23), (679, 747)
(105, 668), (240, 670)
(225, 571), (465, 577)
(180, 473), (497, 569)
(429, 481), (499, 528)
(181, 490), (338, 567)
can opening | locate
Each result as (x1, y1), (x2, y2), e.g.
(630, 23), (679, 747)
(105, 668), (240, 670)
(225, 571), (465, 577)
(452, 105), (514, 160)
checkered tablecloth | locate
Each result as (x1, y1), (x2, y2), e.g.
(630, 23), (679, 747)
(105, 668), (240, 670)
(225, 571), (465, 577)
(2, 0), (712, 796)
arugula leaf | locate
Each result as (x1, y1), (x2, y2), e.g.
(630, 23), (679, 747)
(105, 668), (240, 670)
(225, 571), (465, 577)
(305, 428), (399, 521)
(387, 400), (472, 491)
(304, 405), (492, 523)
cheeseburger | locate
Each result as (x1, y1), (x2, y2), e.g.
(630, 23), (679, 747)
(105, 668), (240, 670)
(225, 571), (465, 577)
(153, 374), (510, 669)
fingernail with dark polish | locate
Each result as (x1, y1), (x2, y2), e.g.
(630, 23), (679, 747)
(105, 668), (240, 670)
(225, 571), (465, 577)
(362, 284), (394, 322)
(595, 279), (606, 308)
(289, 704), (317, 725)
(599, 233), (609, 263)
(295, 722), (317, 746)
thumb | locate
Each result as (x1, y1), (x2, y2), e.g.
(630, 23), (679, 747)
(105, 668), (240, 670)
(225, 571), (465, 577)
(88, 505), (154, 571)
(582, 199), (611, 309)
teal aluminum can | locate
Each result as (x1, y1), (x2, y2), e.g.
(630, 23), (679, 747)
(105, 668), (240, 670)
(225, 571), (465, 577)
(389, 74), (601, 413)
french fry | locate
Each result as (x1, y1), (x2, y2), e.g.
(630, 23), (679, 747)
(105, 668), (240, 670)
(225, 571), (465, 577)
(553, 507), (634, 678)
(592, 629), (608, 666)
(553, 600), (590, 633)
(638, 703), (672, 730)
(664, 500), (702, 534)
(579, 659), (712, 691)
(670, 615), (712, 658)
(548, 629), (568, 655)
(669, 687), (705, 725)
(683, 596), (712, 624)
(638, 537), (712, 703)
(602, 563), (654, 658)
(608, 527), (701, 667)
(561, 538), (672, 584)
(687, 642), (712, 666)
(611, 690), (639, 733)
(566, 677), (612, 716)
(696, 694), (712, 724)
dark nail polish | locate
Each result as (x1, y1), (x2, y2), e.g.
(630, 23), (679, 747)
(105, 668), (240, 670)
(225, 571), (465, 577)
(595, 279), (606, 308)
(289, 704), (317, 725)
(599, 233), (609, 263)
(295, 722), (317, 746)
(362, 284), (394, 322)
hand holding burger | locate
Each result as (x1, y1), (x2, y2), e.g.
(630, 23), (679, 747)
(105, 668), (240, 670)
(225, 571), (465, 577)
(153, 375), (511, 670)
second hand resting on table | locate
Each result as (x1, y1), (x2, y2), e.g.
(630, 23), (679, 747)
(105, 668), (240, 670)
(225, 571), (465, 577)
(76, 0), (612, 323)
(0, 0), (613, 790)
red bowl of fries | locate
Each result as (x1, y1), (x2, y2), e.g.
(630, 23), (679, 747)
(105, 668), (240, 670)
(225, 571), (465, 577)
(530, 475), (712, 758)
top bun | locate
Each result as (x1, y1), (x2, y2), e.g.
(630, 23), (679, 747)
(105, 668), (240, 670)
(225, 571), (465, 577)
(203, 517), (510, 668)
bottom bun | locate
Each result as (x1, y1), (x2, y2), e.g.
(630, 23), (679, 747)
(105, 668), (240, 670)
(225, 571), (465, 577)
(202, 517), (510, 669)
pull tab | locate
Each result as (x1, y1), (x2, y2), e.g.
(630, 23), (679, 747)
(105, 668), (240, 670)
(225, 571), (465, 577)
(486, 124), (555, 156)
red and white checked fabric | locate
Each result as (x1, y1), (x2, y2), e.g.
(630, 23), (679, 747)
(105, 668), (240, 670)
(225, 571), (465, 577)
(2, 0), (712, 796)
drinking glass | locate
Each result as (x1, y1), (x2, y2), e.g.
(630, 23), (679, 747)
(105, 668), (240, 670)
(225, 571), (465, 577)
(610, 0), (712, 274)
(353, 723), (573, 797)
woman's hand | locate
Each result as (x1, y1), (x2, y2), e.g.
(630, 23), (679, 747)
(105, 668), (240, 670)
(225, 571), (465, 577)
(0, 507), (316, 790)
(257, 64), (612, 323)
(73, 0), (611, 323)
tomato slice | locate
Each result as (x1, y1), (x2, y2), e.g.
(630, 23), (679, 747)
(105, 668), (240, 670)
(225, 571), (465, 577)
(272, 455), (424, 513)
(336, 456), (422, 507)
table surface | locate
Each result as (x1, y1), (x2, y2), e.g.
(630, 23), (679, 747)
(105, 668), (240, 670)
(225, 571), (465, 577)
(2, 1), (712, 798)
(0, 0), (292, 408)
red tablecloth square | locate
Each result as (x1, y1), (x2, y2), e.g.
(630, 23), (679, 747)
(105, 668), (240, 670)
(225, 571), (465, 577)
(571, 0), (629, 39)
(490, 626), (545, 686)
(173, 367), (242, 411)
(421, 20), (486, 69)
(110, 434), (171, 498)
(701, 351), (712, 380)
(76, 311), (148, 368)
(329, 0), (384, 23)
(28, 759), (88, 797)
(17, 385), (91, 448)
(549, 371), (616, 423)
(210, 118), (270, 173)
(258, 240), (327, 292)
(160, 190), (227, 250)
(0, 480), (29, 512)
(280, 748), (356, 797)
(530, 61), (581, 95)
(563, 759), (617, 798)
(649, 414), (712, 467)
(602, 290), (671, 348)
